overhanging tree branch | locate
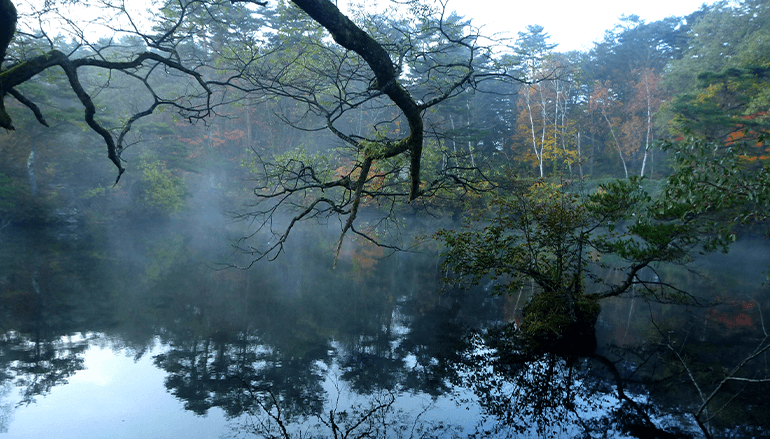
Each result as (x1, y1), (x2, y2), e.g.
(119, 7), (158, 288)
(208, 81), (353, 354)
(225, 0), (515, 263)
(290, 0), (425, 200)
(1, 0), (226, 184)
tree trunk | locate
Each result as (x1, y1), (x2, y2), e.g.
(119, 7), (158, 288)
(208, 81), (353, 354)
(525, 90), (543, 177)
(291, 0), (425, 200)
(449, 115), (459, 167)
(0, 0), (16, 65)
(601, 107), (629, 179)
(639, 74), (653, 177)
(466, 101), (475, 168)
(27, 144), (38, 196)
(577, 131), (584, 181)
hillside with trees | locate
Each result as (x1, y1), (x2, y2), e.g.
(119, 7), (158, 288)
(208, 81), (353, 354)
(2, 1), (767, 231)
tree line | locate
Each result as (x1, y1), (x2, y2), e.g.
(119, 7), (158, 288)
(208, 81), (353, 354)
(0, 1), (766, 231)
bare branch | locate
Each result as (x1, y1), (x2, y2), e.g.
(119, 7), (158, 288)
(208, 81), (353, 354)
(7, 87), (48, 126)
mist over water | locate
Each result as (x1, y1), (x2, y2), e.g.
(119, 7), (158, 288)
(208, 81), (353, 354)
(1, 0), (769, 436)
(1, 140), (769, 439)
(0, 215), (499, 438)
(1, 208), (768, 438)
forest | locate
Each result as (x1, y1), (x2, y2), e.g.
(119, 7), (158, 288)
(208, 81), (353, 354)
(1, 0), (769, 438)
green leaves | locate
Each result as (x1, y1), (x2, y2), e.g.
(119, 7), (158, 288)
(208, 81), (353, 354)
(436, 172), (725, 346)
(437, 181), (588, 296)
(660, 134), (770, 245)
(138, 159), (187, 216)
(586, 176), (650, 222)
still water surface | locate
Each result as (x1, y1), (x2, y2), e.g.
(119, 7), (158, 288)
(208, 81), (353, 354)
(0, 222), (496, 438)
(1, 220), (768, 438)
(6, 341), (230, 438)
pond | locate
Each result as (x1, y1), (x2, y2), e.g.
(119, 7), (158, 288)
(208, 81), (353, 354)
(1, 218), (768, 438)
(0, 218), (500, 439)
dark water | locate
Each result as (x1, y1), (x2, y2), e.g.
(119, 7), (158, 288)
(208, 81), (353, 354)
(0, 220), (500, 438)
(1, 220), (768, 438)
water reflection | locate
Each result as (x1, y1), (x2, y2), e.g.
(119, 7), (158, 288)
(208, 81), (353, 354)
(0, 223), (501, 437)
(1, 224), (768, 438)
(5, 340), (230, 439)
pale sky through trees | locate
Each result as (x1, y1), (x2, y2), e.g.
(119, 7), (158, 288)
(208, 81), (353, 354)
(447, 0), (719, 51)
(17, 0), (719, 53)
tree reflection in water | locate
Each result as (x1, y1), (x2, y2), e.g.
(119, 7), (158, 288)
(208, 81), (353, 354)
(453, 269), (770, 439)
(455, 325), (699, 438)
(0, 225), (768, 438)
(234, 385), (467, 439)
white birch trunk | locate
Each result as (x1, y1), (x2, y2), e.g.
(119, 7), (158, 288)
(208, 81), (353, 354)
(601, 106), (629, 179)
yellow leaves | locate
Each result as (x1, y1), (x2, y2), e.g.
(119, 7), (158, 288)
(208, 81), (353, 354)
(698, 84), (720, 103)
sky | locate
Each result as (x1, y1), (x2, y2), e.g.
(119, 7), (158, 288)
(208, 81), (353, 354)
(446, 0), (719, 52)
(18, 0), (719, 53)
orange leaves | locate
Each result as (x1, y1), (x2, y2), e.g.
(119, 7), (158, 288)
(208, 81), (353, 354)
(335, 237), (385, 281)
(178, 129), (244, 150)
(708, 301), (756, 329)
(738, 155), (770, 163)
(203, 134), (226, 147)
(333, 158), (388, 203)
(513, 68), (578, 177)
(588, 80), (619, 111)
(726, 112), (770, 148)
(351, 242), (384, 272)
(726, 114), (770, 164)
(623, 68), (663, 152)
(178, 136), (202, 146)
(586, 70), (665, 177)
(705, 299), (764, 330)
(223, 129), (245, 141)
(334, 157), (355, 178)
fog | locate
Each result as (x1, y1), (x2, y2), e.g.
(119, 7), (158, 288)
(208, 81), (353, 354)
(2, 0), (770, 437)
